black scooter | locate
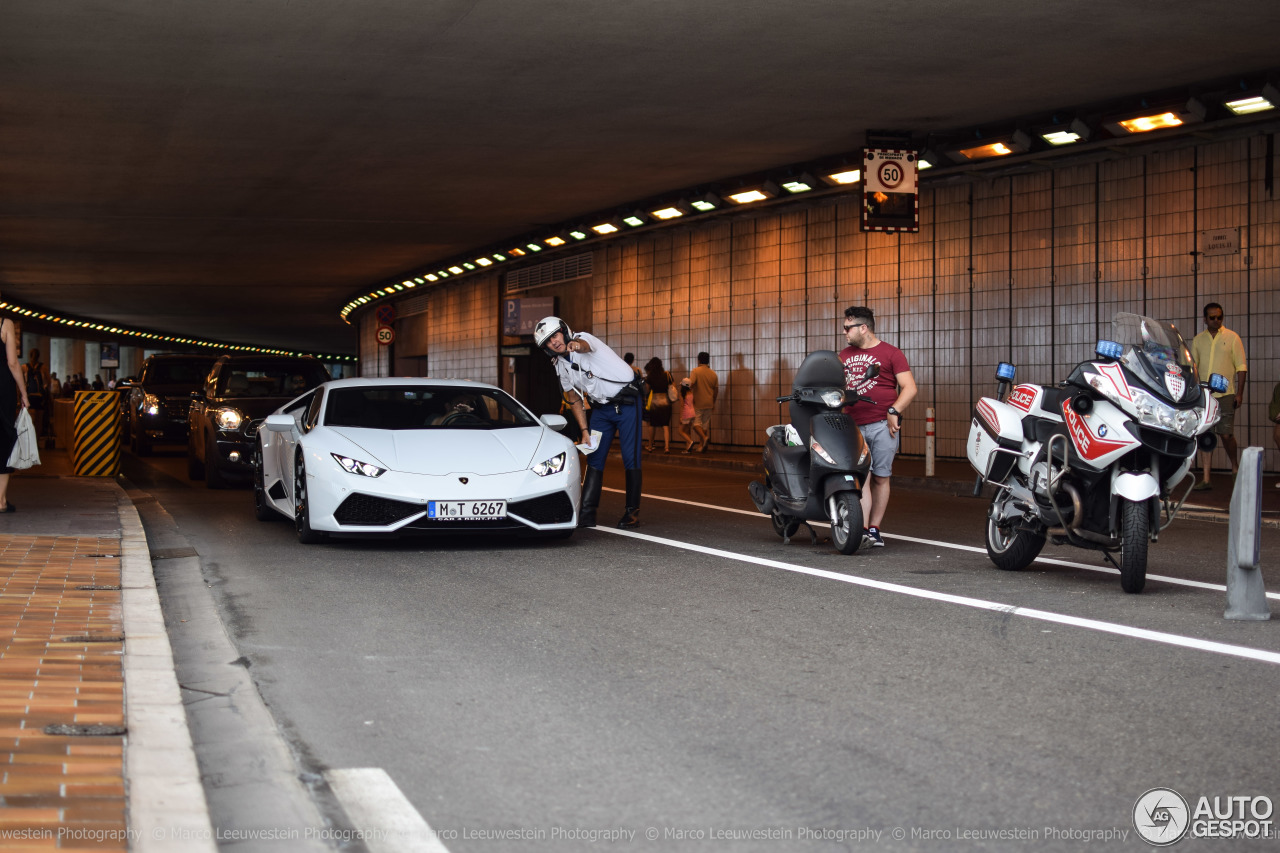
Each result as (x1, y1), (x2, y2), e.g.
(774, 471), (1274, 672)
(748, 351), (877, 554)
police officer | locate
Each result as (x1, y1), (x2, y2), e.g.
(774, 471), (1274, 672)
(534, 316), (642, 528)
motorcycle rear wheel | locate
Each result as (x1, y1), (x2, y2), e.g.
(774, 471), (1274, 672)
(828, 492), (863, 555)
(1119, 498), (1149, 594)
(985, 487), (1045, 571)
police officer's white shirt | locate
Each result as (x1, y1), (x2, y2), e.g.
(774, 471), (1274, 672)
(552, 333), (634, 404)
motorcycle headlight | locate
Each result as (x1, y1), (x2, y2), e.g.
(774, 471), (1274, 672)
(820, 390), (845, 409)
(1131, 388), (1198, 437)
(532, 452), (566, 477)
(331, 453), (386, 478)
(215, 407), (244, 431)
(142, 393), (161, 416)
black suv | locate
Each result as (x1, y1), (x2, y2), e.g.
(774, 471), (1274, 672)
(188, 354), (330, 488)
(122, 353), (218, 455)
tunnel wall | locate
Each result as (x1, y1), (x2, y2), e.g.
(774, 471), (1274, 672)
(368, 132), (1280, 469)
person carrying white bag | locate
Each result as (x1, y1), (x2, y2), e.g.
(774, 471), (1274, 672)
(0, 311), (32, 512)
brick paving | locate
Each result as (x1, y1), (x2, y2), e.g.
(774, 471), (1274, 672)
(0, 535), (128, 851)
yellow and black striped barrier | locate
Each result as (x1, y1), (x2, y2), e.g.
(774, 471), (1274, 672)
(72, 391), (121, 477)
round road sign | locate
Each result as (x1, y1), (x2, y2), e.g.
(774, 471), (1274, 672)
(877, 160), (905, 190)
(376, 325), (395, 346)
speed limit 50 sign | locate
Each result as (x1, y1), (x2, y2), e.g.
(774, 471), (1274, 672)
(861, 148), (919, 233)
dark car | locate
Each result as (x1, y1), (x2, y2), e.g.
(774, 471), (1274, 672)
(188, 354), (330, 488)
(122, 353), (218, 455)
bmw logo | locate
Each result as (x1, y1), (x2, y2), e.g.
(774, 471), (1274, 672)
(1098, 424), (1108, 437)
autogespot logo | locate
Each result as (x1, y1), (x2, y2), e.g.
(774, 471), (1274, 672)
(1134, 788), (1190, 846)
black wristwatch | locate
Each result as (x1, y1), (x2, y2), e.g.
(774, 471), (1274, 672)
(887, 406), (900, 419)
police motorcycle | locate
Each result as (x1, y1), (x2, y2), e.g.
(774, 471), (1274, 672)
(967, 312), (1227, 594)
(748, 351), (878, 555)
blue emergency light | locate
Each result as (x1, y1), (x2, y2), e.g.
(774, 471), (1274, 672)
(996, 362), (1016, 381)
(1209, 373), (1228, 393)
(1095, 340), (1124, 360)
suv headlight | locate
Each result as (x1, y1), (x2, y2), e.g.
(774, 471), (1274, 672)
(215, 407), (245, 431)
(532, 452), (566, 477)
(331, 453), (386, 478)
(142, 393), (161, 416)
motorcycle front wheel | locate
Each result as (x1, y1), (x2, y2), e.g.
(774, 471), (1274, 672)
(985, 486), (1045, 571)
(828, 492), (863, 555)
(1119, 498), (1149, 594)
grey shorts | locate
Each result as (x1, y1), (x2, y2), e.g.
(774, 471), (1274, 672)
(1213, 399), (1235, 437)
(859, 419), (899, 478)
(694, 408), (713, 428)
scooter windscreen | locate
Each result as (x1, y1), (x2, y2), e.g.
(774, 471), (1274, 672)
(1108, 313), (1199, 405)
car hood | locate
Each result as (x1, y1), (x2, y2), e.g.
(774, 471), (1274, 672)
(328, 426), (553, 475)
(217, 397), (293, 418)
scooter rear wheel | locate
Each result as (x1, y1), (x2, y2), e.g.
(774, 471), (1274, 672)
(829, 492), (863, 555)
(770, 509), (800, 539)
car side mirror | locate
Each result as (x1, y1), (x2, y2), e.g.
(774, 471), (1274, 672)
(540, 414), (568, 432)
(264, 414), (297, 432)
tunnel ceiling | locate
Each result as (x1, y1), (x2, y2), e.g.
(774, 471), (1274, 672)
(3, 1), (1279, 355)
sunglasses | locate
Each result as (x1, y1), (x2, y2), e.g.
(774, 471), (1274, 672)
(843, 322), (866, 332)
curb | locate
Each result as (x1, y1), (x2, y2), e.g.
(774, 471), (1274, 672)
(119, 488), (217, 851)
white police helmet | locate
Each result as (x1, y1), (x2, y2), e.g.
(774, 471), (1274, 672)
(533, 316), (571, 352)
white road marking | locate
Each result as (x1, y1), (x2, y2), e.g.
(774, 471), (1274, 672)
(594, 526), (1280, 666)
(605, 487), (1279, 599)
(325, 768), (451, 853)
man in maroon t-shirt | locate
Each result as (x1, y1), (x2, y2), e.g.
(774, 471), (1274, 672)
(839, 306), (917, 548)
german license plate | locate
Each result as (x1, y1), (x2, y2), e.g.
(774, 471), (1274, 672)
(427, 500), (506, 521)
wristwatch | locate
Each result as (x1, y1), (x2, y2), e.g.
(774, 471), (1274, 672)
(887, 406), (900, 419)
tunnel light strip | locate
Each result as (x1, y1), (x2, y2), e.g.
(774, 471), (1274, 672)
(0, 301), (355, 363)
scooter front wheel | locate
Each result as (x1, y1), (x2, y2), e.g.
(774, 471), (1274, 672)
(828, 492), (863, 555)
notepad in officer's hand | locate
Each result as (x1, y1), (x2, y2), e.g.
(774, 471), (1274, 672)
(576, 430), (601, 454)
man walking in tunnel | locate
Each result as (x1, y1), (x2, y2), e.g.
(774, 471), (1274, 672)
(534, 316), (644, 529)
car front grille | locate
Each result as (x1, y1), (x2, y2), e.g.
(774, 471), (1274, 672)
(508, 491), (575, 524)
(162, 399), (190, 418)
(334, 494), (425, 526)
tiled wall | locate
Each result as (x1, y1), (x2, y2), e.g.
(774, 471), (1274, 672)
(379, 133), (1280, 469)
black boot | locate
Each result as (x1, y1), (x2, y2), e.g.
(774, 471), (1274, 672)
(578, 466), (603, 528)
(617, 468), (641, 529)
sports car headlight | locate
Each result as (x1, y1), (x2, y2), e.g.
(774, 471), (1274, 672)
(215, 407), (245, 430)
(532, 452), (566, 477)
(331, 453), (386, 478)
(820, 389), (846, 409)
(142, 393), (161, 416)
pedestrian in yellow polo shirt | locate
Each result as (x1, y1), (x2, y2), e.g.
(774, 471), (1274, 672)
(1190, 302), (1247, 490)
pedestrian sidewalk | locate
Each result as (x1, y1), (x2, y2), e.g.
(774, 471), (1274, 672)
(0, 449), (212, 852)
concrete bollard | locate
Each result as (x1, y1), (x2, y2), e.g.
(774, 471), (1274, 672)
(1225, 446), (1270, 621)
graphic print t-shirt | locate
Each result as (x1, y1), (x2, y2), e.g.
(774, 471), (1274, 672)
(840, 342), (910, 426)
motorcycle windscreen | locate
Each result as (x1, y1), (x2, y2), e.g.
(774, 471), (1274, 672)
(1110, 313), (1199, 404)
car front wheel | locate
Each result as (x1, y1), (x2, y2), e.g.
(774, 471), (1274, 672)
(293, 452), (325, 544)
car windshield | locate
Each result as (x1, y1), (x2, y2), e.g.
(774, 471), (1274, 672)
(146, 361), (212, 385)
(217, 364), (328, 397)
(323, 385), (539, 430)
(1110, 312), (1195, 398)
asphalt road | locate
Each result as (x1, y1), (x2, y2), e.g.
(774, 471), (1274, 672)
(125, 446), (1280, 851)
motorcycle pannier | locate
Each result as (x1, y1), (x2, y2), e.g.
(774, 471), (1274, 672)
(968, 398), (1024, 484)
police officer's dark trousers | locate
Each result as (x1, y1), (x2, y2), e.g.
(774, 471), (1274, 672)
(582, 395), (643, 528)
